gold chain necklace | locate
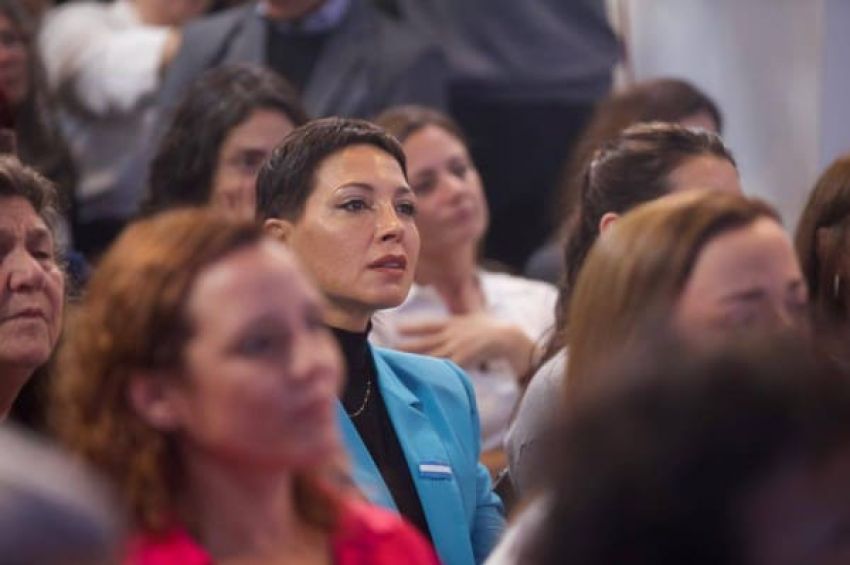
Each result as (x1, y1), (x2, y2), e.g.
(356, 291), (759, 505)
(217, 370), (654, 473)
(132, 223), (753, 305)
(346, 375), (372, 418)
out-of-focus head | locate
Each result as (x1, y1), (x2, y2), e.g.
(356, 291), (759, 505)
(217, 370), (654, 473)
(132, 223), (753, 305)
(0, 425), (122, 563)
(556, 78), (724, 223)
(54, 209), (343, 532)
(147, 64), (307, 220)
(0, 0), (33, 106)
(567, 190), (806, 392)
(795, 154), (850, 330)
(0, 156), (63, 416)
(258, 117), (419, 330)
(561, 122), (740, 312)
(529, 336), (850, 565)
(375, 105), (488, 257)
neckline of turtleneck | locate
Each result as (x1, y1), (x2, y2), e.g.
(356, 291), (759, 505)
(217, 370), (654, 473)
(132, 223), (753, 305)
(330, 325), (374, 411)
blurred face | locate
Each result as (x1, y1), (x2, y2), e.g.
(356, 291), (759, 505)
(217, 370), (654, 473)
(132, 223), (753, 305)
(272, 144), (419, 330)
(0, 14), (28, 105)
(211, 109), (295, 220)
(162, 242), (343, 469)
(403, 125), (488, 254)
(667, 155), (742, 195)
(0, 196), (63, 381)
(674, 218), (808, 341)
(745, 448), (850, 565)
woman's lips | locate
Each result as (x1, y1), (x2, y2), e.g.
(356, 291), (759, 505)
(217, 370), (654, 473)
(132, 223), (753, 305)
(367, 254), (407, 271)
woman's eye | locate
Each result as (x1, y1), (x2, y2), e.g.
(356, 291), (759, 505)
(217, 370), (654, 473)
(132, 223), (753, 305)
(341, 199), (369, 212)
(396, 201), (417, 217)
(30, 248), (54, 263)
(238, 333), (276, 356)
(448, 161), (470, 179)
(412, 178), (437, 196)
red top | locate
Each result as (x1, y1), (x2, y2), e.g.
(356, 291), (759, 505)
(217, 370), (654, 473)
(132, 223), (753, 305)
(125, 499), (440, 565)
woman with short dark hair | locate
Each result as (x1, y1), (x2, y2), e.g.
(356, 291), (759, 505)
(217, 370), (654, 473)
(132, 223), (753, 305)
(257, 117), (505, 565)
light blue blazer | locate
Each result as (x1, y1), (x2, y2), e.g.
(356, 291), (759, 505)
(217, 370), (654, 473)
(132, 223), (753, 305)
(337, 346), (505, 565)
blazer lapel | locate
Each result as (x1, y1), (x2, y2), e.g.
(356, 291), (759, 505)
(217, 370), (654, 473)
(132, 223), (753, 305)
(372, 351), (476, 565)
(336, 403), (397, 510)
(224, 7), (267, 64)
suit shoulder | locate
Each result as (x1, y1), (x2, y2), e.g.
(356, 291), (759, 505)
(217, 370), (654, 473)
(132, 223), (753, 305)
(368, 7), (441, 60)
(182, 4), (248, 40)
(373, 348), (473, 399)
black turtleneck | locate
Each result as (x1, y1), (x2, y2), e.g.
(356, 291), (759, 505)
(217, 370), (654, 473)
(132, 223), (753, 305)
(331, 326), (433, 542)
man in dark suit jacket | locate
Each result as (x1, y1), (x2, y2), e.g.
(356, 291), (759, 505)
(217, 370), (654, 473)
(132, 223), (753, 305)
(158, 0), (448, 121)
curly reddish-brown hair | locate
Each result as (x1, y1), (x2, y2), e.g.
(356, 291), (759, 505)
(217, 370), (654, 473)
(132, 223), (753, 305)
(52, 209), (337, 533)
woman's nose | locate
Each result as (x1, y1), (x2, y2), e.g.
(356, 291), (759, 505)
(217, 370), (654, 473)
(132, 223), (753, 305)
(6, 250), (46, 292)
(376, 204), (404, 241)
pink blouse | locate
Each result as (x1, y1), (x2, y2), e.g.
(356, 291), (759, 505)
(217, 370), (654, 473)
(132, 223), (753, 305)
(126, 499), (440, 565)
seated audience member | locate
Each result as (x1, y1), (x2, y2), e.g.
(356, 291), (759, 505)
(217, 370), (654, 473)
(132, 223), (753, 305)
(510, 191), (805, 495)
(523, 336), (850, 565)
(371, 105), (557, 471)
(0, 424), (121, 563)
(795, 154), (850, 333)
(52, 209), (440, 565)
(0, 0), (76, 244)
(506, 122), (742, 495)
(257, 117), (505, 565)
(526, 78), (725, 283)
(158, 0), (447, 124)
(393, 0), (619, 271)
(144, 64), (307, 219)
(0, 156), (63, 419)
(39, 0), (209, 256)
(564, 191), (806, 392)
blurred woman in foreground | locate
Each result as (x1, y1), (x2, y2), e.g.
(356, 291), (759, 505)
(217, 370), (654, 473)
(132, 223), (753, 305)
(53, 209), (438, 564)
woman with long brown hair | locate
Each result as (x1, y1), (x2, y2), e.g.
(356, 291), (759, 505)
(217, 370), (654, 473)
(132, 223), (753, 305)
(53, 209), (438, 564)
(507, 122), (741, 495)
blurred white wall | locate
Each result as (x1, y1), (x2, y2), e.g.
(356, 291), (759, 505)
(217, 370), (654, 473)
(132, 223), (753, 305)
(619, 0), (850, 227)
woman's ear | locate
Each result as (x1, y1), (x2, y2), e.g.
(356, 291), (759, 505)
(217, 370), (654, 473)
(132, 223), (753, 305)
(264, 218), (294, 243)
(599, 211), (621, 234)
(127, 372), (182, 432)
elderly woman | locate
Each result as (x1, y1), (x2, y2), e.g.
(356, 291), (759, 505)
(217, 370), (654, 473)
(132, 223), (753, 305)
(370, 105), (557, 468)
(507, 122), (742, 495)
(53, 209), (439, 564)
(144, 63), (307, 219)
(257, 117), (505, 565)
(0, 156), (63, 418)
(487, 191), (809, 565)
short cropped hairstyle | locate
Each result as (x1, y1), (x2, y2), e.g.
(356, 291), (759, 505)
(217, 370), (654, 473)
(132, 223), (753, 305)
(256, 117), (407, 221)
(145, 64), (308, 214)
(0, 155), (58, 234)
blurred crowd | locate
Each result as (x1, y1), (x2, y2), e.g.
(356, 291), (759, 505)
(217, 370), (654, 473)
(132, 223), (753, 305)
(2, 0), (850, 564)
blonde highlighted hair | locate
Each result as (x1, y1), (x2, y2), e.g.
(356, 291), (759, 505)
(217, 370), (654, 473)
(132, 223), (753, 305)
(566, 191), (779, 397)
